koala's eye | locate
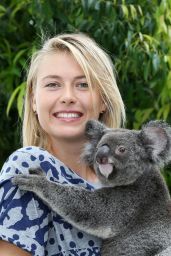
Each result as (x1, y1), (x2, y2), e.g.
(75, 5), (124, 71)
(115, 145), (127, 155)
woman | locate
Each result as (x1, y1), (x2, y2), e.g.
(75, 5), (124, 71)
(0, 33), (125, 255)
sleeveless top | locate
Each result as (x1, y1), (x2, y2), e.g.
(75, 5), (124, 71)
(0, 146), (101, 256)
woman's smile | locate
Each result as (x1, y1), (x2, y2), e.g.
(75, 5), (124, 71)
(53, 110), (83, 122)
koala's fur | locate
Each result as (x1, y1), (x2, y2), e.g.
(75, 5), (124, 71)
(13, 120), (171, 256)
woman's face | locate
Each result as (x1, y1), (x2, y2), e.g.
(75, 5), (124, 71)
(32, 52), (105, 143)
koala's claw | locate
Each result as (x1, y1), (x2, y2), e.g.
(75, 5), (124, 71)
(29, 168), (45, 176)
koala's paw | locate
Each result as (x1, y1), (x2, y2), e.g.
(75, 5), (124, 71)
(12, 173), (46, 192)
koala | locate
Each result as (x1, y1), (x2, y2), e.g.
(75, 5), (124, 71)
(13, 120), (171, 256)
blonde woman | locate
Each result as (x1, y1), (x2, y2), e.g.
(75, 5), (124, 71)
(0, 33), (125, 256)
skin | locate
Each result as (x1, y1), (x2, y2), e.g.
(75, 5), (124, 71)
(2, 51), (106, 254)
(0, 240), (31, 256)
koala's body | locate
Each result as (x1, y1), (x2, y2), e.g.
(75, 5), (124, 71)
(13, 120), (171, 256)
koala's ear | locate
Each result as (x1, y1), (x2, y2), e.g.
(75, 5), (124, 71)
(139, 120), (171, 164)
(85, 120), (106, 141)
(82, 120), (106, 166)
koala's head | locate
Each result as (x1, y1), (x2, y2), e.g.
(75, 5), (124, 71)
(82, 120), (171, 187)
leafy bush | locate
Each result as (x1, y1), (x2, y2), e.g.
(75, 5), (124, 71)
(0, 0), (171, 190)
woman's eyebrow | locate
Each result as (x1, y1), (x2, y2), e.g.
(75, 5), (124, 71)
(42, 75), (87, 81)
(42, 75), (62, 81)
(74, 75), (86, 80)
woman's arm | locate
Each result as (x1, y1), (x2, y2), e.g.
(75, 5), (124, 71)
(0, 149), (50, 255)
(0, 240), (31, 256)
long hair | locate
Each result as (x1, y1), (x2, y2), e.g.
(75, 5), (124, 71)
(23, 33), (126, 149)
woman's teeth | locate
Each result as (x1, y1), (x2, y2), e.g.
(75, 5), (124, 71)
(56, 113), (81, 118)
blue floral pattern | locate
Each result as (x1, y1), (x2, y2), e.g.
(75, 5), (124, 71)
(0, 146), (101, 255)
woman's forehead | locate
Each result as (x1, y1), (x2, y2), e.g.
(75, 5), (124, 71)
(36, 52), (86, 80)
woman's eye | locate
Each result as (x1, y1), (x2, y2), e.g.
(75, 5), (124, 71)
(45, 83), (60, 88)
(77, 82), (89, 89)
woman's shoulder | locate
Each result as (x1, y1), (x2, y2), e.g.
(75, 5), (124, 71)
(3, 146), (57, 166)
(1, 146), (96, 190)
(12, 146), (52, 159)
(0, 146), (61, 180)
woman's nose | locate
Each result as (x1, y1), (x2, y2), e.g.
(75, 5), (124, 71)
(60, 87), (76, 104)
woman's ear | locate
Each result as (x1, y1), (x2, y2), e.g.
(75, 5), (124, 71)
(100, 101), (107, 114)
(32, 92), (37, 113)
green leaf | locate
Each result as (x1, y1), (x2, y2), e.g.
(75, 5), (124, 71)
(81, 0), (88, 13)
(121, 4), (129, 19)
(0, 4), (6, 17)
(17, 82), (26, 118)
(13, 49), (27, 65)
(167, 72), (171, 89)
(0, 4), (6, 12)
(6, 86), (21, 117)
(130, 4), (137, 20)
(163, 104), (170, 120)
(152, 53), (160, 73)
(139, 32), (143, 42)
(143, 61), (150, 81)
(143, 41), (150, 53)
(137, 5), (143, 16)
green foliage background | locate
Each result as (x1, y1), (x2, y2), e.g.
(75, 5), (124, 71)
(0, 0), (171, 188)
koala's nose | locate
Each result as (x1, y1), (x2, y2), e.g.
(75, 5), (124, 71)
(96, 145), (110, 164)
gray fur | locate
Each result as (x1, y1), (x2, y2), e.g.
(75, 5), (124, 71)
(12, 120), (171, 255)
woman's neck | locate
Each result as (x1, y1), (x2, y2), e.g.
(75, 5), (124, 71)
(49, 138), (98, 183)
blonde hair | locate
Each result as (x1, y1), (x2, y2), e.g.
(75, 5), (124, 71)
(23, 33), (126, 149)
